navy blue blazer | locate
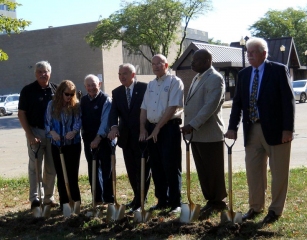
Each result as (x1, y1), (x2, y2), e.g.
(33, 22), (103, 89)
(228, 60), (295, 146)
(108, 81), (147, 148)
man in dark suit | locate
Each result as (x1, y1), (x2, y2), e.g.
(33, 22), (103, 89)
(225, 37), (295, 225)
(108, 63), (151, 212)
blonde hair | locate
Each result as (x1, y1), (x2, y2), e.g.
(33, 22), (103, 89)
(52, 80), (80, 120)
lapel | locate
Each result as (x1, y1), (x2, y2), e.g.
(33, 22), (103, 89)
(129, 81), (140, 109)
(258, 60), (270, 99)
(242, 67), (253, 103)
(186, 68), (213, 103)
(118, 85), (129, 110)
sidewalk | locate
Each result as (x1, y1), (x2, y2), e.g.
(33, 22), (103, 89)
(1, 100), (306, 178)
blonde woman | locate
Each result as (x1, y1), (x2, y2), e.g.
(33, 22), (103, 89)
(45, 80), (82, 210)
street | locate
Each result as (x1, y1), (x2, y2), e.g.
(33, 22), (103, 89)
(0, 102), (306, 178)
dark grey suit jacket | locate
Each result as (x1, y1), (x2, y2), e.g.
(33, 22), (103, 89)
(108, 81), (147, 148)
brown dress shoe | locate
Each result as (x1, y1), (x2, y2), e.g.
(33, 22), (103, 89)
(44, 200), (59, 208)
(262, 210), (280, 225)
(242, 208), (262, 221)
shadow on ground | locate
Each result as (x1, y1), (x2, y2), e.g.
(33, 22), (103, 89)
(0, 206), (281, 240)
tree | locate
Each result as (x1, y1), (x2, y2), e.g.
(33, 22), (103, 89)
(0, 0), (30, 61)
(86, 0), (212, 65)
(208, 38), (229, 46)
(248, 7), (307, 65)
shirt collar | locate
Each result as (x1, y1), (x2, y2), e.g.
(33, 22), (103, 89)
(87, 90), (102, 101)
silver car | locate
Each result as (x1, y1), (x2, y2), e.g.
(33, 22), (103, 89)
(292, 80), (307, 103)
(0, 94), (20, 116)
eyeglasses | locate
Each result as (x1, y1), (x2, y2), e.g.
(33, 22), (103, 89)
(151, 62), (164, 67)
(64, 92), (74, 97)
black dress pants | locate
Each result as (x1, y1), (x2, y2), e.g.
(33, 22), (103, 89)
(122, 136), (151, 207)
(83, 138), (114, 203)
(51, 143), (81, 205)
(147, 121), (182, 208)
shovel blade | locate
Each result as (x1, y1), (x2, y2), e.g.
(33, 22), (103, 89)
(73, 201), (81, 215)
(221, 210), (242, 224)
(180, 203), (201, 223)
(106, 204), (126, 222)
(32, 206), (42, 218)
(63, 203), (73, 217)
(42, 204), (51, 218)
(133, 210), (152, 223)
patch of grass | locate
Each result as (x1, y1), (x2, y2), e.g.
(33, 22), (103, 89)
(0, 168), (307, 239)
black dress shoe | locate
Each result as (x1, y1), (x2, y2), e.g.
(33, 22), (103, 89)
(149, 203), (168, 211)
(127, 205), (141, 214)
(126, 199), (136, 208)
(242, 208), (262, 221)
(262, 210), (280, 225)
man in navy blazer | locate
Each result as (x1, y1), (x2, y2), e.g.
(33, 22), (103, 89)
(108, 63), (150, 212)
(225, 37), (295, 225)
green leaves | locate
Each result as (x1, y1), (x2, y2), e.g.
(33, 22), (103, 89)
(249, 7), (307, 64)
(86, 0), (211, 63)
(0, 0), (31, 61)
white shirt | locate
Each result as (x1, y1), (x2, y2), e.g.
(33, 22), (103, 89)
(141, 73), (184, 123)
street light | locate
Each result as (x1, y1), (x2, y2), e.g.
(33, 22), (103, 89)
(305, 50), (307, 67)
(280, 45), (285, 64)
(240, 36), (246, 68)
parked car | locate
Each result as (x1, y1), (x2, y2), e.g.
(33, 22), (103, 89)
(0, 94), (20, 116)
(292, 80), (307, 103)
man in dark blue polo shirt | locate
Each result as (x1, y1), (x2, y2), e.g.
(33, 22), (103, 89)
(18, 61), (58, 210)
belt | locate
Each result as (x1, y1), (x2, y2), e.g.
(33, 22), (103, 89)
(150, 118), (182, 125)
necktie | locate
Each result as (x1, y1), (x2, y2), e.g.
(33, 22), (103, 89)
(249, 69), (259, 123)
(126, 87), (131, 108)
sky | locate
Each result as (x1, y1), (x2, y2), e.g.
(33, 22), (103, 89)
(17, 0), (306, 44)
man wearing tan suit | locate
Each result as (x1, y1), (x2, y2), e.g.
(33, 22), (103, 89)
(181, 49), (227, 219)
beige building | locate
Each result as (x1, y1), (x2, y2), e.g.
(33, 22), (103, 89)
(0, 0), (16, 19)
(0, 21), (207, 95)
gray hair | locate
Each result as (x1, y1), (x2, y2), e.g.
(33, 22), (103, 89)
(84, 74), (100, 85)
(35, 61), (51, 73)
(119, 63), (136, 74)
(246, 37), (269, 59)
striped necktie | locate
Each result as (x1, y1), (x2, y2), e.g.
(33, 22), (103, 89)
(249, 69), (259, 123)
(126, 87), (131, 108)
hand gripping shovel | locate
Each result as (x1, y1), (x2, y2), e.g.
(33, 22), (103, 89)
(59, 145), (80, 217)
(106, 142), (126, 222)
(134, 141), (151, 223)
(86, 147), (103, 217)
(180, 132), (200, 223)
(221, 139), (242, 224)
(31, 142), (51, 218)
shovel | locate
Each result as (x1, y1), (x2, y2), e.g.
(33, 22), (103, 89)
(86, 147), (103, 218)
(134, 141), (151, 223)
(59, 145), (81, 217)
(30, 142), (51, 218)
(106, 141), (126, 222)
(180, 132), (200, 223)
(221, 139), (242, 224)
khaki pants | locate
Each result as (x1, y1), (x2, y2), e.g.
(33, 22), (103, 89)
(27, 127), (56, 204)
(245, 123), (291, 215)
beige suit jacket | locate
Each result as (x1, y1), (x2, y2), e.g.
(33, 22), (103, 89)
(184, 66), (225, 142)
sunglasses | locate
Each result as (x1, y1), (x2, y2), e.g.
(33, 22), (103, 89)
(64, 92), (74, 97)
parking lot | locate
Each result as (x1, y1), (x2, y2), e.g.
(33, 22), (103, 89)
(0, 102), (306, 178)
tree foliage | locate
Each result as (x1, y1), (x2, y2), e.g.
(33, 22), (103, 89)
(0, 0), (31, 61)
(86, 0), (212, 64)
(248, 7), (307, 65)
